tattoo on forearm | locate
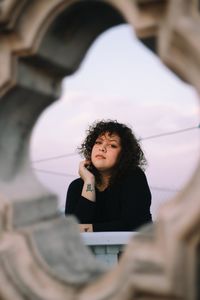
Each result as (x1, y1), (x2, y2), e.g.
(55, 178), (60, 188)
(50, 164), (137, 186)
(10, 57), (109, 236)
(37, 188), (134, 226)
(86, 184), (94, 192)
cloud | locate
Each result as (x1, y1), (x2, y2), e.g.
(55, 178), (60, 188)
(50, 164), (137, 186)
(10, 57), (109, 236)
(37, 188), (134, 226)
(30, 24), (200, 218)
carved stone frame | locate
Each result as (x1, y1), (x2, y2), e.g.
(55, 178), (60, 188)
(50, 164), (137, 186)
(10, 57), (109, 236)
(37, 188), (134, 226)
(0, 0), (199, 299)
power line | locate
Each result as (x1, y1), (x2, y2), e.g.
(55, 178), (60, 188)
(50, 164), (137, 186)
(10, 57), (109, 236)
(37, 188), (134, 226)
(37, 170), (177, 193)
(33, 168), (179, 193)
(141, 125), (199, 141)
(32, 152), (78, 163)
(150, 186), (178, 193)
(31, 124), (199, 194)
(32, 124), (199, 164)
(33, 168), (183, 195)
(33, 168), (76, 177)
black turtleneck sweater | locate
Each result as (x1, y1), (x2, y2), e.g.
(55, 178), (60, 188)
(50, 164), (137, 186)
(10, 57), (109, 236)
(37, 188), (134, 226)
(65, 168), (152, 232)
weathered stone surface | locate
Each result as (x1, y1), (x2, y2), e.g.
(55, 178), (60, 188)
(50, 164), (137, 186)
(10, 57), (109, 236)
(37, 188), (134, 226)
(0, 0), (199, 299)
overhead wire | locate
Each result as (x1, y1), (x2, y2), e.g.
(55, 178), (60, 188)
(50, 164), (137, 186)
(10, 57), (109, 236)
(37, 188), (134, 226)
(33, 168), (75, 177)
(33, 168), (178, 193)
(150, 186), (178, 193)
(32, 123), (199, 193)
(32, 124), (200, 164)
(140, 125), (199, 141)
(32, 152), (77, 163)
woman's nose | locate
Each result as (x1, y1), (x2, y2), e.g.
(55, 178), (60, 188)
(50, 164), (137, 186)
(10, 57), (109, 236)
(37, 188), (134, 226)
(100, 144), (107, 152)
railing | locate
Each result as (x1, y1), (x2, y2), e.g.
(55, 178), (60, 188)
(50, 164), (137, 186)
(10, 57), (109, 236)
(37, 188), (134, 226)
(81, 232), (137, 267)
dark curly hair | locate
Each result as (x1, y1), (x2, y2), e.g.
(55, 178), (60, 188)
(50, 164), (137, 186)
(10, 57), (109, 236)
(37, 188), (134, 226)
(78, 120), (147, 185)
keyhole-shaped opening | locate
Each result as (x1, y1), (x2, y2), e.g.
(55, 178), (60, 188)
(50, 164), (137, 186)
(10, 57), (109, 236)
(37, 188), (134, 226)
(31, 24), (200, 222)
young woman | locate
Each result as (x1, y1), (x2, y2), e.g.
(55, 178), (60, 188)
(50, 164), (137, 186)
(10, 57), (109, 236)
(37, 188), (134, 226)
(65, 120), (152, 232)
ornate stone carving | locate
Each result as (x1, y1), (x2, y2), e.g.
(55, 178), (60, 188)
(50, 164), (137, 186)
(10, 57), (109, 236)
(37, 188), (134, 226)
(0, 0), (199, 299)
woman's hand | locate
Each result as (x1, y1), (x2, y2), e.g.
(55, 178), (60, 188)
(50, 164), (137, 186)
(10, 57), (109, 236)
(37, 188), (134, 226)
(79, 160), (95, 182)
(79, 160), (96, 202)
(80, 224), (93, 232)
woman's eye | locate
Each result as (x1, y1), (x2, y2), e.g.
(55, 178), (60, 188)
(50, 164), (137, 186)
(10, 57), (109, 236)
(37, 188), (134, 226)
(95, 141), (101, 145)
(110, 144), (117, 148)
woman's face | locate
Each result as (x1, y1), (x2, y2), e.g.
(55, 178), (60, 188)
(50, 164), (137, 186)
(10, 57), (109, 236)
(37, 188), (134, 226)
(91, 132), (121, 175)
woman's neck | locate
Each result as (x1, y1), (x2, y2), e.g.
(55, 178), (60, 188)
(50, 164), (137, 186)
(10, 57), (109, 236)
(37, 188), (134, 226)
(97, 173), (111, 191)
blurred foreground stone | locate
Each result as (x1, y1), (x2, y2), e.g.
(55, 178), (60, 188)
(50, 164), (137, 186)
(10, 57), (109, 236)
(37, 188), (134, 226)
(0, 0), (200, 299)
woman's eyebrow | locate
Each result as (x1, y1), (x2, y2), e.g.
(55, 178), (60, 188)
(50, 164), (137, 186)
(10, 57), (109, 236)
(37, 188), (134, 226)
(96, 137), (103, 140)
(97, 135), (120, 143)
(107, 138), (120, 143)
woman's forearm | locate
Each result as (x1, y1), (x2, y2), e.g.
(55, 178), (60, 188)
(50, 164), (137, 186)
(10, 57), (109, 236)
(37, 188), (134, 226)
(81, 180), (96, 202)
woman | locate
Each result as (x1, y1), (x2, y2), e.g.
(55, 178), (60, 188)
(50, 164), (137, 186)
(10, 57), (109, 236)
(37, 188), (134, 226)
(65, 120), (152, 232)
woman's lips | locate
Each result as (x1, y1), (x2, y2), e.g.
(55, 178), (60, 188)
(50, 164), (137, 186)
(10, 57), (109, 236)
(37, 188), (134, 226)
(95, 155), (106, 159)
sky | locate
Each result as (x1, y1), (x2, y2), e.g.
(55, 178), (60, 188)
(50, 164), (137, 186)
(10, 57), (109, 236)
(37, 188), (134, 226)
(30, 24), (200, 219)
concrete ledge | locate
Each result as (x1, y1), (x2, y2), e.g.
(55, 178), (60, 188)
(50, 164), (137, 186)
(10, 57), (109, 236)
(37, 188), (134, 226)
(80, 231), (137, 245)
(80, 232), (138, 266)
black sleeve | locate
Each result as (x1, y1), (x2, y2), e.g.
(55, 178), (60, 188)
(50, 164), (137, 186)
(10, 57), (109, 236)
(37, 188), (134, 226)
(65, 179), (96, 223)
(93, 169), (152, 232)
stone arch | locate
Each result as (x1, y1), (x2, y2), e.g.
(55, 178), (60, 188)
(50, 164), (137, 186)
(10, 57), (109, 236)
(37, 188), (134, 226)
(0, 0), (200, 299)
(0, 0), (164, 226)
(0, 0), (126, 228)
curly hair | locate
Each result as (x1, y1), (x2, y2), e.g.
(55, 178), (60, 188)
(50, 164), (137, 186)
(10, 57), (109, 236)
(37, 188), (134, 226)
(78, 120), (147, 185)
